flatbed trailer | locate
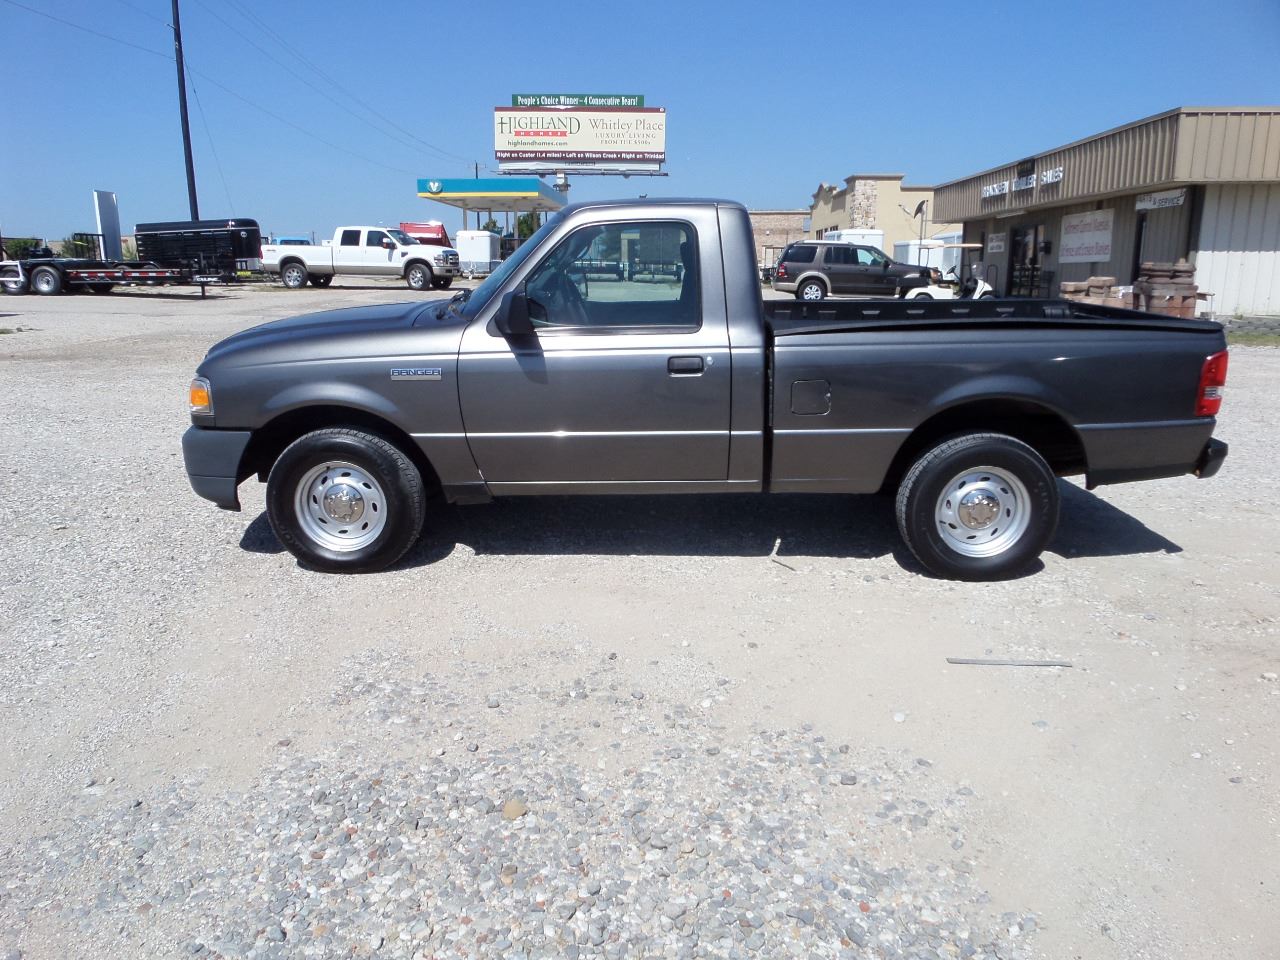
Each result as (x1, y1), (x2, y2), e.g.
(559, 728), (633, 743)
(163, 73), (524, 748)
(0, 257), (194, 296)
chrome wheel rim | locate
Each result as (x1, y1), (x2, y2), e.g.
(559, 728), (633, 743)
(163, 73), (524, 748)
(409, 266), (427, 287)
(283, 264), (305, 287)
(935, 465), (1031, 558)
(294, 460), (388, 552)
(33, 271), (56, 293)
(801, 283), (823, 300)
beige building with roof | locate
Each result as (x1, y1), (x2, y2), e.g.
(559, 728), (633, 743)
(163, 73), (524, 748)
(807, 173), (959, 251)
(932, 106), (1280, 315)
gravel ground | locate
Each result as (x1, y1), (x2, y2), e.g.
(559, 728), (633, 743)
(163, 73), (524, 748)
(0, 281), (1277, 960)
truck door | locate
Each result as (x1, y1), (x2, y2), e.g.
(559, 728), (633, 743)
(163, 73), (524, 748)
(457, 218), (732, 486)
(821, 244), (860, 294)
(856, 247), (892, 294)
(333, 228), (362, 274)
(361, 230), (400, 275)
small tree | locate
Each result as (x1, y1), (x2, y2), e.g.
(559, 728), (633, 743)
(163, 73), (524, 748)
(517, 213), (540, 239)
(480, 217), (501, 235)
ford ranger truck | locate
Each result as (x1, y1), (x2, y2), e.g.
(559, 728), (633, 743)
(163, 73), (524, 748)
(183, 199), (1228, 581)
(261, 226), (460, 291)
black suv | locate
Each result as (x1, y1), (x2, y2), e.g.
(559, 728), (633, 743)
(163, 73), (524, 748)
(771, 241), (938, 300)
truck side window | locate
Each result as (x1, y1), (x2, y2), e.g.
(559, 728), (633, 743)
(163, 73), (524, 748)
(339, 229), (360, 247)
(524, 221), (699, 332)
(366, 230), (389, 248)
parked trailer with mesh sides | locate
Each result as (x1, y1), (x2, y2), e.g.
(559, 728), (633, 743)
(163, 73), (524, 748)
(134, 218), (263, 280)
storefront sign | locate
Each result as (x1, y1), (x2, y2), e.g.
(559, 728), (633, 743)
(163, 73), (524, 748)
(1012, 174), (1036, 192)
(1040, 166), (1064, 185)
(494, 106), (666, 163)
(981, 180), (1009, 199)
(1060, 208), (1114, 263)
(1135, 188), (1186, 210)
(986, 232), (1006, 254)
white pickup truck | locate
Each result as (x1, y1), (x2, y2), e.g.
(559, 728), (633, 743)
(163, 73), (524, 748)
(261, 226), (460, 291)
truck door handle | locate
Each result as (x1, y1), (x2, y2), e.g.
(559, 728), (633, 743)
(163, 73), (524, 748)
(668, 356), (704, 375)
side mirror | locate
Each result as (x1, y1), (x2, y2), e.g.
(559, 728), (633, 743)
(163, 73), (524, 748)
(381, 237), (395, 249)
(882, 260), (891, 270)
(495, 290), (536, 337)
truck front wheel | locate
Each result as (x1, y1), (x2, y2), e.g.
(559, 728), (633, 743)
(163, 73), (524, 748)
(31, 266), (63, 295)
(280, 262), (308, 289)
(405, 262), (433, 291)
(430, 276), (453, 290)
(266, 428), (426, 573)
(894, 433), (1059, 581)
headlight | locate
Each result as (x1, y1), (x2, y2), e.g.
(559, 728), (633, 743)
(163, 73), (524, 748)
(433, 254), (445, 264)
(189, 377), (213, 416)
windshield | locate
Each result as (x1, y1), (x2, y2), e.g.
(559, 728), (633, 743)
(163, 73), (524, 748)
(386, 229), (415, 246)
(461, 213), (563, 317)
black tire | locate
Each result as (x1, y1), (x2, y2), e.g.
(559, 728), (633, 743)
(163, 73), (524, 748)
(88, 284), (115, 294)
(894, 432), (1059, 581)
(405, 262), (433, 291)
(31, 266), (63, 296)
(795, 279), (826, 301)
(310, 274), (333, 287)
(266, 428), (426, 574)
(913, 292), (934, 300)
(2, 276), (30, 295)
(280, 261), (308, 289)
(430, 276), (453, 290)
(979, 292), (996, 300)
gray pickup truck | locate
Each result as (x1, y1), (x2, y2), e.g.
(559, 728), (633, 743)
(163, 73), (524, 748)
(182, 198), (1228, 580)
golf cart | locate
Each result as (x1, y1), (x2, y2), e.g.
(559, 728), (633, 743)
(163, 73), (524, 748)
(902, 243), (995, 300)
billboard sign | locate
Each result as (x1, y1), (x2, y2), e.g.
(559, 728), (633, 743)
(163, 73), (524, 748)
(494, 105), (666, 165)
(1060, 208), (1114, 263)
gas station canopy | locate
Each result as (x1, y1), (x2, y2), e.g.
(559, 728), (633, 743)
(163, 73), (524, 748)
(416, 177), (566, 214)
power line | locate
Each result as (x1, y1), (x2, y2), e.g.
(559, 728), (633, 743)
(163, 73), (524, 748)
(189, 0), (451, 163)
(219, 0), (473, 166)
(2, 0), (419, 179)
(1, 0), (171, 58)
(185, 66), (234, 215)
(107, 0), (171, 27)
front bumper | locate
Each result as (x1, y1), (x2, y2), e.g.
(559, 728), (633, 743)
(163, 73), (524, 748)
(1195, 437), (1228, 478)
(182, 426), (253, 511)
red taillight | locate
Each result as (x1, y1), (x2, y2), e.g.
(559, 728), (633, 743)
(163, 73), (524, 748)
(1196, 350), (1228, 416)
(776, 263), (788, 279)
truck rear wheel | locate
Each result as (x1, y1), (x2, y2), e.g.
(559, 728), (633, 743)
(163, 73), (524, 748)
(31, 266), (63, 295)
(2, 276), (29, 295)
(796, 279), (826, 301)
(280, 262), (308, 289)
(266, 428), (426, 573)
(895, 433), (1059, 581)
(309, 274), (333, 288)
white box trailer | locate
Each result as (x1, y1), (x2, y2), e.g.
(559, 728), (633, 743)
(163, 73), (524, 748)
(823, 228), (884, 249)
(895, 232), (964, 274)
(456, 230), (501, 277)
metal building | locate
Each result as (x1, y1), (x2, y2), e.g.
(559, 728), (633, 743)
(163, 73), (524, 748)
(932, 107), (1280, 316)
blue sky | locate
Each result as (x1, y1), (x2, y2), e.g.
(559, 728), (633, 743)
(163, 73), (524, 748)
(2, 0), (1278, 241)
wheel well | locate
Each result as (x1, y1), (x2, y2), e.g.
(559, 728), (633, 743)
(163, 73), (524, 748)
(878, 399), (1086, 493)
(278, 257), (305, 272)
(404, 259), (431, 276)
(240, 405), (441, 493)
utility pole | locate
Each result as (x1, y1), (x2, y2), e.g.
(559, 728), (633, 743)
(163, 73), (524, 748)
(171, 0), (199, 220)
